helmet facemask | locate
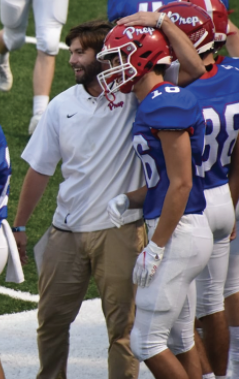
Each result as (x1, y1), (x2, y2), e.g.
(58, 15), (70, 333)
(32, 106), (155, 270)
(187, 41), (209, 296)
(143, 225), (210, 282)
(97, 42), (139, 94)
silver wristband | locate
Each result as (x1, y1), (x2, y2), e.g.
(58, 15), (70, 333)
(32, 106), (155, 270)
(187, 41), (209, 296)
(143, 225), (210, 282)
(156, 12), (166, 29)
(12, 226), (26, 232)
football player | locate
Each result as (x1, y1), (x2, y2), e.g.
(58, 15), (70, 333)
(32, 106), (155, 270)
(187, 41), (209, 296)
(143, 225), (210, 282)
(157, 2), (239, 379)
(0, 0), (70, 134)
(97, 22), (213, 379)
(108, 0), (179, 22)
(187, 1), (239, 378)
(0, 125), (13, 379)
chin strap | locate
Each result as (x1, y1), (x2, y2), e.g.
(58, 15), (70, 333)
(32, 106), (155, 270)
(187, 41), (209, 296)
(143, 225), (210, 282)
(105, 90), (116, 105)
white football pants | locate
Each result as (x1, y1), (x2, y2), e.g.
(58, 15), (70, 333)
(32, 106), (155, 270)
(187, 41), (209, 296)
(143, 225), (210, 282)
(196, 184), (234, 318)
(130, 213), (213, 361)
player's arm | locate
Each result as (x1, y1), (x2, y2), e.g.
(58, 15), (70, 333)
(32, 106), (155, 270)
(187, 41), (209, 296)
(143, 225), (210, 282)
(132, 129), (192, 287)
(117, 12), (205, 86)
(226, 20), (239, 58)
(126, 185), (147, 208)
(228, 136), (239, 208)
(13, 167), (50, 264)
(150, 129), (192, 247)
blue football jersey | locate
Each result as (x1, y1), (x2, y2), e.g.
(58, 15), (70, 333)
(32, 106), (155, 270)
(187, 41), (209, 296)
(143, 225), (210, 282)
(220, 0), (229, 10)
(216, 55), (239, 69)
(133, 82), (206, 220)
(0, 126), (11, 224)
(186, 64), (239, 190)
(108, 0), (177, 22)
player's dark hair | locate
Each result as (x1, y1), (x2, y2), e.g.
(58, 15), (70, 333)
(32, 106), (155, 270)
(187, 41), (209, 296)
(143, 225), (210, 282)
(199, 47), (215, 61)
(153, 64), (167, 77)
(65, 20), (114, 54)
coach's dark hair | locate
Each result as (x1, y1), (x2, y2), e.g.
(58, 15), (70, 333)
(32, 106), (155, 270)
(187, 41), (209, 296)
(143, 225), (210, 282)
(65, 20), (114, 54)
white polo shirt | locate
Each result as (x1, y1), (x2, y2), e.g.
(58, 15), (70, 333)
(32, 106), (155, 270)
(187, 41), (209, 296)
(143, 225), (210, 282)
(22, 85), (145, 232)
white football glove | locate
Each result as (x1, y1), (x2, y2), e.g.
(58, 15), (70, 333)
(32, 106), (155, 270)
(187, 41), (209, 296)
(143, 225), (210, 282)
(107, 194), (130, 228)
(133, 240), (165, 288)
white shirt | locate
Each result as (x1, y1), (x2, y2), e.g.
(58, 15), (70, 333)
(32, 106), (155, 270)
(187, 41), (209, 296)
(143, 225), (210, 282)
(22, 85), (145, 232)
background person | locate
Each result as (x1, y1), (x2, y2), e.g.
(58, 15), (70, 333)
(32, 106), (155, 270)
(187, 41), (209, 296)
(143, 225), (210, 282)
(157, 2), (239, 378)
(0, 124), (11, 379)
(107, 0), (178, 22)
(183, 2), (239, 378)
(0, 0), (69, 134)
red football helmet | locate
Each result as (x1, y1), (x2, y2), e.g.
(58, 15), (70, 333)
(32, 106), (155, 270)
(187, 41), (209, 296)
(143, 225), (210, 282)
(186, 0), (229, 47)
(97, 25), (171, 94)
(159, 1), (215, 55)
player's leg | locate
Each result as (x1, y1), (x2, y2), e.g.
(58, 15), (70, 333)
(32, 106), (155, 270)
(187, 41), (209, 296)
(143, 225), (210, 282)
(30, 0), (69, 134)
(170, 282), (203, 379)
(196, 185), (234, 377)
(145, 349), (188, 379)
(30, 50), (55, 134)
(226, 20), (239, 58)
(200, 310), (229, 378)
(194, 318), (216, 379)
(92, 219), (146, 379)
(36, 227), (91, 379)
(196, 238), (230, 377)
(130, 214), (212, 379)
(0, 0), (30, 91)
(224, 212), (239, 379)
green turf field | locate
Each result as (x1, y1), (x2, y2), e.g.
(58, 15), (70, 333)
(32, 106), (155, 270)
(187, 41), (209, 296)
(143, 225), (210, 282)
(0, 0), (238, 314)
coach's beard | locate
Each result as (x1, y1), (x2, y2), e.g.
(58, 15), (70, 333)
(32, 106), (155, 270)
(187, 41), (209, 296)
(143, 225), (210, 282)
(75, 60), (102, 86)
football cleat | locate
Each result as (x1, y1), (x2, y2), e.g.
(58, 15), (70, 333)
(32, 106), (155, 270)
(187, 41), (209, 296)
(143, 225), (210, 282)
(0, 53), (13, 92)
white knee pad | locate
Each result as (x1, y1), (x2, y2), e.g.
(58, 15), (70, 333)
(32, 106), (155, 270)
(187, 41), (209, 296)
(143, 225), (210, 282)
(33, 0), (68, 55)
(130, 308), (168, 362)
(1, 0), (28, 51)
(168, 282), (196, 355)
(3, 28), (25, 51)
(130, 325), (145, 362)
(36, 25), (62, 55)
(168, 324), (195, 356)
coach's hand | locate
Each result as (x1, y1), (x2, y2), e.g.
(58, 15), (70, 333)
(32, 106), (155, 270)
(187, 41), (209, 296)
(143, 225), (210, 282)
(133, 241), (165, 288)
(13, 231), (28, 265)
(107, 194), (130, 228)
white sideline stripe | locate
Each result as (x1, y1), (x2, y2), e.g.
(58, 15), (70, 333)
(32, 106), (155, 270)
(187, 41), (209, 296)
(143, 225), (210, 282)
(25, 36), (68, 50)
(0, 286), (39, 303)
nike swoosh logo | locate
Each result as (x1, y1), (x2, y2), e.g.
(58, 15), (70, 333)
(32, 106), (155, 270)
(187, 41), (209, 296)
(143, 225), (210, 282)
(67, 113), (77, 118)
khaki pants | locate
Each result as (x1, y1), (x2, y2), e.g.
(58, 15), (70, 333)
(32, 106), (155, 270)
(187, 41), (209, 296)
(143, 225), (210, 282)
(36, 219), (146, 379)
